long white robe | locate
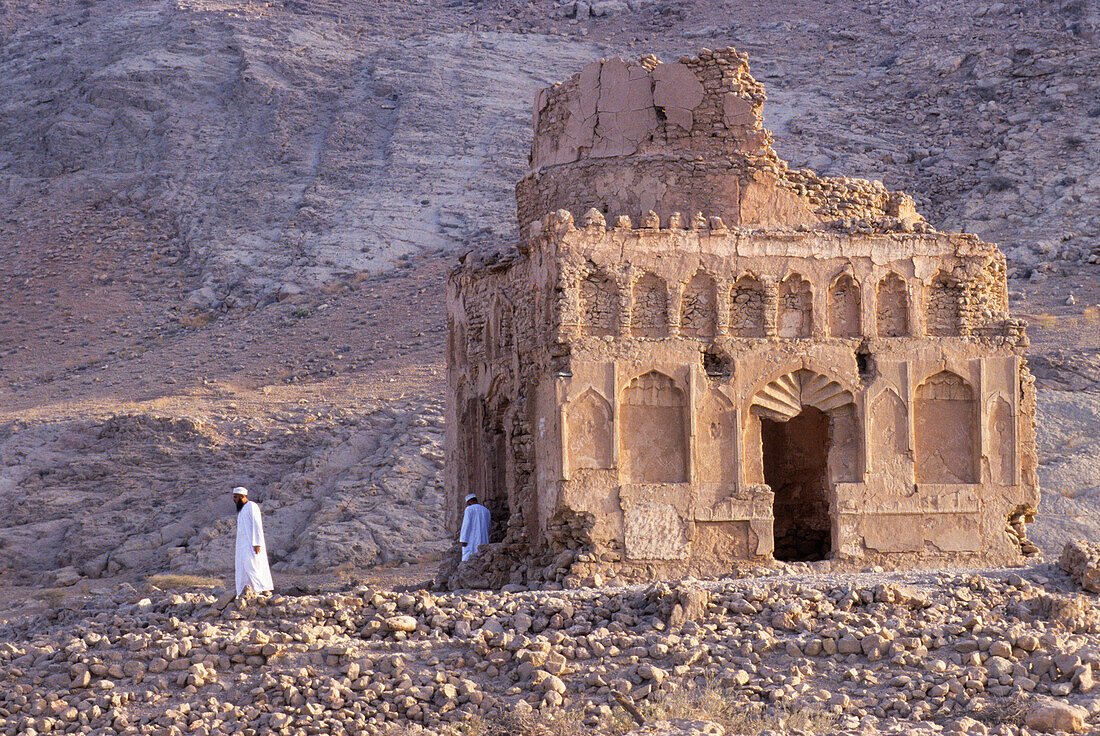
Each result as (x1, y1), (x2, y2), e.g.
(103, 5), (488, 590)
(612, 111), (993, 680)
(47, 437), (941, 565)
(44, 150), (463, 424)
(235, 501), (273, 595)
(459, 503), (490, 561)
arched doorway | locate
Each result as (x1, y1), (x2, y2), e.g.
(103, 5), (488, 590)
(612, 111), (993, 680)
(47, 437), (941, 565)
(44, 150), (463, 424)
(459, 397), (511, 544)
(750, 369), (856, 562)
(761, 407), (831, 561)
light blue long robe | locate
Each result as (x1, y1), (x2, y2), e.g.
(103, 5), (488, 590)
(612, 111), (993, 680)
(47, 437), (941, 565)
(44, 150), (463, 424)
(459, 503), (491, 561)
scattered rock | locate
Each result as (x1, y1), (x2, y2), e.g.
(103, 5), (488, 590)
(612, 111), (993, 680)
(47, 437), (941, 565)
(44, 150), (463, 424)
(1025, 699), (1090, 733)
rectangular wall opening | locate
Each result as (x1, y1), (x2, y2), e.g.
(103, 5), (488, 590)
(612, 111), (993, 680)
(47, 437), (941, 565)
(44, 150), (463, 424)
(761, 406), (832, 561)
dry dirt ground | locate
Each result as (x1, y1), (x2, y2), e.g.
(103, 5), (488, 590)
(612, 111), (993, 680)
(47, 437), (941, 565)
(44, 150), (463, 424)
(0, 0), (1098, 666)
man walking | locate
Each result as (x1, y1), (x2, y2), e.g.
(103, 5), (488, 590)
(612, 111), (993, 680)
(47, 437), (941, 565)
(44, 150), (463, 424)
(232, 486), (273, 596)
(459, 493), (490, 561)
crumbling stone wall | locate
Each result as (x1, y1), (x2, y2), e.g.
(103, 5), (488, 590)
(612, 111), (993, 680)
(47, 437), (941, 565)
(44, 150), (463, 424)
(444, 49), (1039, 587)
(876, 273), (910, 337)
(631, 273), (669, 338)
(729, 276), (766, 337)
(517, 48), (925, 236)
(680, 272), (718, 338)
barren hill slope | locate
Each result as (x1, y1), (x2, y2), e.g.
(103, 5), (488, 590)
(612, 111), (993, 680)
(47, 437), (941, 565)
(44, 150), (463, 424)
(0, 0), (1098, 586)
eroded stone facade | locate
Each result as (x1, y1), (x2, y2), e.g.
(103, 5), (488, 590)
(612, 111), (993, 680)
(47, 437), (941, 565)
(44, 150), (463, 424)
(446, 49), (1039, 584)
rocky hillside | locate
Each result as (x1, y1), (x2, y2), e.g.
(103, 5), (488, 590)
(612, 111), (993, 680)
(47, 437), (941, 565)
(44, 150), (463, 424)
(0, 0), (1098, 588)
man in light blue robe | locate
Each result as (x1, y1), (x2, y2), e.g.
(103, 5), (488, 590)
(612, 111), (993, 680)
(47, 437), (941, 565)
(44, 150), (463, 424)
(459, 493), (491, 561)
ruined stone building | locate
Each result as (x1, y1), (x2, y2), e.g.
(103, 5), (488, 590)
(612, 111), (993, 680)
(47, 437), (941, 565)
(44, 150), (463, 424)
(446, 49), (1039, 580)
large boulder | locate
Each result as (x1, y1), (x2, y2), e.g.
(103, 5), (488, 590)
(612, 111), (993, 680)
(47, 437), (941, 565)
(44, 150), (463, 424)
(1025, 699), (1090, 733)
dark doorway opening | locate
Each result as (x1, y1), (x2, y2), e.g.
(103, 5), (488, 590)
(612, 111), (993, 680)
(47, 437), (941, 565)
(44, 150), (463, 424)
(484, 425), (510, 543)
(761, 406), (832, 561)
(459, 399), (511, 545)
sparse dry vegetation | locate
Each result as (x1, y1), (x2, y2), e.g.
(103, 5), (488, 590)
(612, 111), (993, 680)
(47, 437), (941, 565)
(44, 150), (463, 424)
(634, 681), (838, 734)
(146, 573), (223, 590)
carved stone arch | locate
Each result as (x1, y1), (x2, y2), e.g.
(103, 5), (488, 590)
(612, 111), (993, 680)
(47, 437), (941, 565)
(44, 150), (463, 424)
(914, 370), (977, 483)
(987, 394), (1015, 485)
(632, 272), (669, 337)
(926, 270), (962, 336)
(681, 270), (718, 338)
(696, 388), (736, 492)
(876, 272), (909, 337)
(620, 370), (686, 482)
(869, 388), (911, 477)
(579, 267), (619, 336)
(749, 368), (854, 562)
(729, 273), (766, 338)
(777, 273), (813, 338)
(750, 368), (855, 422)
(828, 273), (861, 338)
(566, 388), (613, 471)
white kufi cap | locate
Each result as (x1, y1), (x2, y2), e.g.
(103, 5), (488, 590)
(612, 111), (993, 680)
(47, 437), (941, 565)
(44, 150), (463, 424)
(465, 494), (476, 502)
(232, 486), (249, 497)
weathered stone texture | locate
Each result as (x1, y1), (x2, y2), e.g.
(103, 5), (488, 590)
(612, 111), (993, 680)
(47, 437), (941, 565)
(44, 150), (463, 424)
(1059, 539), (1100, 593)
(445, 49), (1039, 586)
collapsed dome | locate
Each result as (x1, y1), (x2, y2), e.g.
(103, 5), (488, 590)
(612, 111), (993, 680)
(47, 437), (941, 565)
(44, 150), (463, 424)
(517, 48), (922, 236)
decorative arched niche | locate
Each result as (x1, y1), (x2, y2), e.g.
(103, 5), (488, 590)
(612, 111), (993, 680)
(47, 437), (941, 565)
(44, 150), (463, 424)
(876, 273), (909, 337)
(828, 274), (860, 338)
(580, 270), (618, 336)
(777, 274), (812, 338)
(914, 371), (977, 483)
(681, 271), (718, 338)
(620, 371), (687, 483)
(566, 389), (613, 472)
(632, 273), (669, 338)
(729, 274), (765, 338)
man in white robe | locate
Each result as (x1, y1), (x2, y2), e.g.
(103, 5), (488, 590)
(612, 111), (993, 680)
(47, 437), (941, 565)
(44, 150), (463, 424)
(459, 493), (490, 561)
(232, 487), (273, 596)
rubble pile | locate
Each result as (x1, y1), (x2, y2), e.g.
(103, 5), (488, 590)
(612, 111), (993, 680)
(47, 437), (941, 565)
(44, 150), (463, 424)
(2, 568), (1099, 735)
(1059, 540), (1100, 594)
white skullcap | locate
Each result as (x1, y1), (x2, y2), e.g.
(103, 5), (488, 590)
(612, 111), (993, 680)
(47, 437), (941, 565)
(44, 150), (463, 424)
(232, 486), (249, 497)
(465, 494), (476, 502)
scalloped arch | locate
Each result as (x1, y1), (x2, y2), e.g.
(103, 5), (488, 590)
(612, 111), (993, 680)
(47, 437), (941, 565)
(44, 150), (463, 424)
(751, 369), (854, 421)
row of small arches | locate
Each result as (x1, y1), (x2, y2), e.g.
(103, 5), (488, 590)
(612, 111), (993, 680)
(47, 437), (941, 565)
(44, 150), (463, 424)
(567, 367), (986, 486)
(578, 269), (964, 339)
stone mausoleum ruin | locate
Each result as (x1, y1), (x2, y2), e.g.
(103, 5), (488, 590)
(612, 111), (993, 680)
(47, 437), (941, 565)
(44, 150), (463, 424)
(445, 49), (1039, 583)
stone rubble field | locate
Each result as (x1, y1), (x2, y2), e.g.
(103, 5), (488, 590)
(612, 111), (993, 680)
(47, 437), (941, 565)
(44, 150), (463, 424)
(3, 561), (1100, 736)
